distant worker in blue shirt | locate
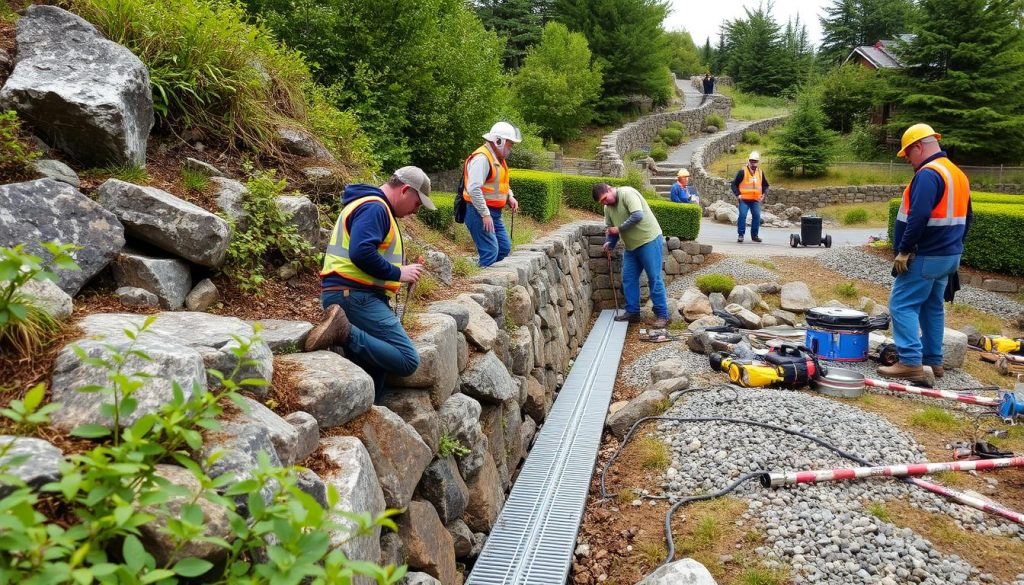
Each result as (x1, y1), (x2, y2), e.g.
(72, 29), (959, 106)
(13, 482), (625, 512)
(669, 168), (700, 206)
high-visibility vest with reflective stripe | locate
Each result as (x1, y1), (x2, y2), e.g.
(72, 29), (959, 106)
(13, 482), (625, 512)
(738, 165), (763, 201)
(897, 157), (970, 227)
(320, 196), (403, 296)
(463, 145), (510, 208)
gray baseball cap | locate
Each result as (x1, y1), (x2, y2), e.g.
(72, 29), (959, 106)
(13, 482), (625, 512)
(394, 166), (435, 210)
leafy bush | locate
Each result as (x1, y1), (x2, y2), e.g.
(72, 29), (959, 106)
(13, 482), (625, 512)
(561, 174), (645, 214)
(305, 84), (380, 180)
(704, 113), (726, 130)
(0, 110), (40, 182)
(658, 127), (685, 146)
(224, 169), (312, 291)
(0, 323), (403, 583)
(741, 130), (761, 145)
(509, 169), (563, 222)
(695, 273), (735, 295)
(649, 141), (668, 161)
(835, 282), (859, 298)
(648, 200), (701, 240)
(848, 121), (885, 160)
(626, 150), (648, 162)
(416, 192), (456, 231)
(0, 242), (79, 355)
(505, 132), (554, 171)
(842, 208), (869, 225)
(666, 120), (684, 131)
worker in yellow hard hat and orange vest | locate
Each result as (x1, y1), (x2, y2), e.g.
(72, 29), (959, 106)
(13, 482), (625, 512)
(730, 151), (769, 243)
(879, 124), (972, 384)
(463, 121), (522, 267)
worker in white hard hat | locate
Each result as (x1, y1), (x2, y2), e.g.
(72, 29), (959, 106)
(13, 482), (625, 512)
(461, 121), (522, 267)
(669, 168), (700, 205)
(730, 150), (769, 243)
(878, 123), (972, 384)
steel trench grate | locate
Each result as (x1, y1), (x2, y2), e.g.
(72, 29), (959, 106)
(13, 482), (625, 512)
(466, 310), (627, 585)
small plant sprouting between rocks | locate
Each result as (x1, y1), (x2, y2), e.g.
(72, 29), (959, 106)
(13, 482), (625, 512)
(0, 241), (80, 356)
(834, 281), (859, 299)
(438, 433), (471, 458)
(695, 273), (735, 295)
(0, 110), (41, 182)
(181, 168), (210, 193)
(0, 320), (406, 583)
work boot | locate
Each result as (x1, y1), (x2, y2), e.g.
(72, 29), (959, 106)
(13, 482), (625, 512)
(928, 364), (945, 378)
(614, 312), (641, 323)
(751, 236), (763, 242)
(305, 304), (352, 351)
(651, 317), (669, 329)
(877, 362), (934, 386)
(737, 236), (744, 243)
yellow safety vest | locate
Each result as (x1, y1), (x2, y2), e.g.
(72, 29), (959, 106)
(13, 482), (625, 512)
(738, 165), (763, 201)
(463, 145), (510, 208)
(320, 196), (403, 296)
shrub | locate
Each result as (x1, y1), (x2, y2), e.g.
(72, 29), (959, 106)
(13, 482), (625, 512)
(416, 192), (456, 231)
(562, 174), (644, 214)
(842, 208), (869, 225)
(224, 169), (312, 292)
(741, 130), (761, 145)
(835, 282), (859, 298)
(0, 110), (40, 182)
(695, 273), (735, 295)
(305, 84), (380, 180)
(649, 141), (668, 161)
(0, 242), (79, 355)
(648, 199), (701, 240)
(704, 113), (725, 129)
(626, 150), (648, 162)
(657, 127), (684, 146)
(666, 120), (684, 131)
(509, 169), (563, 221)
(774, 92), (837, 177)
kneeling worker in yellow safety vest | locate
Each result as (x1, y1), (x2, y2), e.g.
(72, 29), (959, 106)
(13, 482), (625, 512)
(306, 166), (436, 401)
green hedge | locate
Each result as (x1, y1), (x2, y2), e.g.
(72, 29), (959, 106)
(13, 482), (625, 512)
(417, 192), (456, 231)
(888, 198), (1024, 275)
(509, 169), (562, 222)
(649, 200), (701, 240)
(972, 192), (1024, 205)
(561, 174), (645, 214)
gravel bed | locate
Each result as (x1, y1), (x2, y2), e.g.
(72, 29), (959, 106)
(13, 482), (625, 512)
(621, 344), (712, 388)
(667, 257), (779, 295)
(649, 387), (1024, 585)
(817, 248), (1024, 320)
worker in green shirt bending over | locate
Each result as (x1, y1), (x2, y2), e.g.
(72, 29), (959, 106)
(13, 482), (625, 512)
(593, 183), (669, 328)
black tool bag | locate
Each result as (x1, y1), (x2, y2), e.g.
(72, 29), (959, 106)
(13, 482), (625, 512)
(765, 344), (821, 386)
(453, 175), (468, 224)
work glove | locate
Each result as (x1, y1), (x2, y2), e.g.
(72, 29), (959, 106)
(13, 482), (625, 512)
(893, 252), (912, 275)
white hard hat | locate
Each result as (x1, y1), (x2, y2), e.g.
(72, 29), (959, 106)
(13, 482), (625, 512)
(748, 151), (761, 161)
(483, 121), (523, 144)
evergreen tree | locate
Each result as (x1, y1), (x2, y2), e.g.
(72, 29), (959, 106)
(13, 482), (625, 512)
(553, 0), (673, 112)
(889, 0), (1024, 164)
(665, 30), (703, 78)
(474, 0), (552, 69)
(512, 21), (602, 140)
(701, 37), (715, 71)
(818, 0), (916, 64)
(773, 92), (837, 176)
(719, 5), (792, 95)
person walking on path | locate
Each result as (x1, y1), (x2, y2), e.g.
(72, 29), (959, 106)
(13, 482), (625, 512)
(669, 168), (700, 205)
(878, 123), (972, 383)
(463, 121), (522, 267)
(592, 183), (670, 328)
(700, 73), (715, 104)
(306, 166), (436, 400)
(731, 151), (769, 243)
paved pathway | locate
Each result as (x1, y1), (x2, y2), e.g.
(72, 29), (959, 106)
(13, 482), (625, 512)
(698, 218), (883, 257)
(664, 79), (748, 166)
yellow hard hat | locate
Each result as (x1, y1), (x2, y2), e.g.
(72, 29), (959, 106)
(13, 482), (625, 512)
(897, 123), (940, 157)
(677, 168), (690, 177)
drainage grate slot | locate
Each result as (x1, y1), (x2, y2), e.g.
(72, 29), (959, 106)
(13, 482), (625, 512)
(466, 310), (627, 585)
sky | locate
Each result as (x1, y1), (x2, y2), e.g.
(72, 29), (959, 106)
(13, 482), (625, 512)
(665, 0), (831, 48)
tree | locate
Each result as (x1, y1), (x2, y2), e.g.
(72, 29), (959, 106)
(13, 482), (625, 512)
(665, 30), (702, 78)
(700, 37), (715, 72)
(474, 0), (552, 69)
(773, 92), (837, 176)
(818, 0), (917, 64)
(512, 22), (603, 140)
(888, 0), (1024, 164)
(818, 64), (885, 132)
(718, 4), (795, 95)
(553, 0), (673, 112)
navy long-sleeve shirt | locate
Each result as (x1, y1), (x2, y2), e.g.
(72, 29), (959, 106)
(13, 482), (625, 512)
(322, 184), (402, 292)
(892, 151), (973, 257)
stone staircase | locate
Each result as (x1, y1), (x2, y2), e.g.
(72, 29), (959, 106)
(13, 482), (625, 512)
(650, 161), (688, 199)
(553, 157), (604, 177)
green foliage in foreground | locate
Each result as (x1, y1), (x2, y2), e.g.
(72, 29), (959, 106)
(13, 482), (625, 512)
(0, 243), (79, 356)
(0, 111), (40, 183)
(695, 273), (735, 295)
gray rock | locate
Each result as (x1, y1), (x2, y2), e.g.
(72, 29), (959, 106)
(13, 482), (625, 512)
(606, 390), (665, 438)
(0, 179), (124, 294)
(423, 249), (453, 286)
(389, 313), (459, 407)
(0, 6), (153, 166)
(725, 303), (761, 329)
(294, 468), (328, 510)
(446, 519), (475, 558)
(523, 375), (550, 423)
(454, 294), (498, 350)
(183, 157), (224, 177)
(277, 126), (333, 160)
(417, 455), (470, 524)
(15, 278), (73, 319)
(771, 309), (798, 326)
(942, 327), (968, 368)
(380, 389), (441, 454)
(781, 282), (816, 313)
(185, 278), (219, 311)
(201, 415), (283, 509)
(462, 451), (505, 532)
(651, 376), (689, 395)
(276, 195), (320, 250)
(460, 351), (517, 403)
(397, 501), (459, 585)
(727, 285), (762, 311)
(427, 301), (470, 332)
(210, 177), (248, 228)
(636, 558), (717, 585)
(469, 283), (506, 317)
(439, 393), (486, 480)
(398, 573), (442, 585)
(340, 406), (433, 509)
(0, 436), (63, 497)
(248, 319), (312, 354)
(275, 351), (374, 428)
(651, 358), (687, 383)
(509, 325), (534, 377)
(97, 179), (231, 268)
(282, 411), (319, 465)
(111, 250), (192, 310)
(32, 159), (79, 187)
(302, 166), (344, 189)
(507, 285), (534, 326)
(139, 465), (230, 567)
(321, 436), (386, 575)
(115, 286), (159, 308)
(521, 413), (537, 453)
(680, 287), (713, 321)
(457, 333), (469, 372)
(235, 396), (302, 465)
(708, 292), (726, 312)
(379, 531), (404, 570)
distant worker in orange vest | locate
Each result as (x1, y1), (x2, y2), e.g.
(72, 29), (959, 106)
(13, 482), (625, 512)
(463, 121), (522, 267)
(730, 151), (769, 243)
(879, 124), (972, 383)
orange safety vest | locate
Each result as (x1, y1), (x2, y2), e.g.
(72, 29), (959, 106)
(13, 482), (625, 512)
(320, 196), (404, 296)
(462, 145), (510, 208)
(738, 165), (763, 201)
(896, 157), (970, 227)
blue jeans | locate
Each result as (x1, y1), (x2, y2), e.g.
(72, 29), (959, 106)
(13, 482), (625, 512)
(465, 206), (511, 267)
(889, 255), (960, 366)
(621, 236), (669, 319)
(321, 289), (420, 401)
(737, 199), (761, 238)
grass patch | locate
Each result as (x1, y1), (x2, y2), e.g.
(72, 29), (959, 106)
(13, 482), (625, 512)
(635, 541), (667, 566)
(865, 501), (890, 522)
(452, 256), (480, 278)
(86, 164), (150, 183)
(738, 568), (789, 585)
(695, 273), (735, 295)
(931, 470), (970, 487)
(834, 281), (859, 299)
(635, 437), (671, 471)
(718, 86), (792, 120)
(842, 207), (869, 225)
(908, 406), (960, 431)
(615, 488), (638, 505)
(745, 259), (776, 271)
(945, 303), (1004, 335)
(181, 168), (210, 192)
(816, 202), (892, 229)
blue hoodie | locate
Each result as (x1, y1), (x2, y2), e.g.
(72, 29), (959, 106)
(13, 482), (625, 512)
(321, 184), (403, 292)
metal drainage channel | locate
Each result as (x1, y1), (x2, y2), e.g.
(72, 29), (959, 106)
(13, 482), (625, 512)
(467, 309), (628, 585)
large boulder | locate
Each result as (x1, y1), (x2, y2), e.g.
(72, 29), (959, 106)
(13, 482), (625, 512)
(397, 501), (459, 585)
(15, 279), (73, 320)
(726, 285), (761, 311)
(277, 126), (333, 160)
(462, 451), (505, 533)
(339, 406), (433, 509)
(235, 396), (303, 466)
(460, 351), (518, 404)
(454, 294), (498, 350)
(0, 6), (154, 166)
(200, 415), (283, 509)
(389, 313), (459, 407)
(605, 390), (665, 438)
(0, 179), (124, 295)
(320, 436), (386, 582)
(942, 327), (969, 368)
(380, 390), (441, 454)
(96, 179), (231, 268)
(248, 319), (312, 354)
(276, 195), (321, 250)
(0, 436), (63, 497)
(275, 351), (374, 428)
(210, 177), (248, 228)
(416, 455), (470, 525)
(111, 250), (192, 310)
(439, 394), (487, 481)
(780, 282), (816, 313)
